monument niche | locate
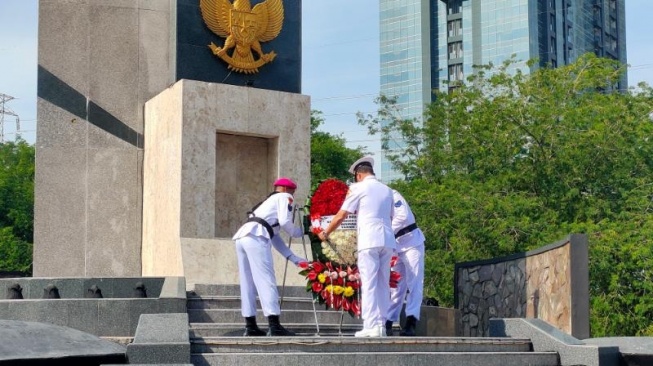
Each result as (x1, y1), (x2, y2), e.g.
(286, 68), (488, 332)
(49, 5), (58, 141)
(34, 0), (308, 288)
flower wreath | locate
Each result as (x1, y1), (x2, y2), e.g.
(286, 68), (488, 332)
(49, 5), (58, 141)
(302, 178), (401, 317)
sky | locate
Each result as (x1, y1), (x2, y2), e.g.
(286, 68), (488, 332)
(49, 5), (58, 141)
(1, 0), (652, 159)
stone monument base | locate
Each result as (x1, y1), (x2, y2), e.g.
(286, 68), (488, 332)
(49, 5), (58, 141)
(141, 80), (311, 286)
(181, 238), (310, 290)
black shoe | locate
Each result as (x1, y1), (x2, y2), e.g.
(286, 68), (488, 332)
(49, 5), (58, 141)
(267, 315), (296, 336)
(385, 320), (394, 336)
(400, 315), (417, 336)
(243, 316), (266, 336)
(244, 326), (266, 336)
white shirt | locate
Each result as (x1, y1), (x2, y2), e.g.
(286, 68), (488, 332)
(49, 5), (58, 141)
(340, 175), (396, 251)
(233, 192), (303, 241)
(391, 189), (425, 251)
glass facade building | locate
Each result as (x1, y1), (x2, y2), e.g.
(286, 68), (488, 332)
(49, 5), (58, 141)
(379, 0), (626, 181)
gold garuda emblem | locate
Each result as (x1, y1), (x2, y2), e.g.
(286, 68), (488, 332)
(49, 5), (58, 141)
(200, 0), (284, 74)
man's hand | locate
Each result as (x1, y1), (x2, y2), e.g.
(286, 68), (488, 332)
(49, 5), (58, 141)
(318, 230), (328, 242)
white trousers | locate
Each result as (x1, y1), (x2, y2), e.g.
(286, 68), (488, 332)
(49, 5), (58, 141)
(388, 244), (425, 321)
(358, 246), (393, 329)
(235, 235), (280, 317)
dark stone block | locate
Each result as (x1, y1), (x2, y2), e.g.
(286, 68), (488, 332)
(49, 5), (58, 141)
(43, 284), (61, 299)
(84, 278), (114, 298)
(85, 285), (103, 298)
(30, 278), (84, 299)
(7, 283), (23, 299)
(478, 265), (494, 282)
(34, 300), (69, 327)
(111, 278), (163, 299)
(67, 300), (100, 335)
(127, 313), (190, 364)
(139, 278), (164, 298)
(128, 299), (160, 336)
(0, 319), (126, 364)
(133, 282), (147, 298)
(159, 298), (187, 314)
(98, 300), (131, 337)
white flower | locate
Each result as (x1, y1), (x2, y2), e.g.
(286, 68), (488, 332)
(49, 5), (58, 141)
(320, 229), (357, 265)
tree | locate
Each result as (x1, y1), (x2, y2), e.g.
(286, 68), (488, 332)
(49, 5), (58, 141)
(360, 53), (653, 336)
(0, 139), (34, 274)
(310, 110), (366, 184)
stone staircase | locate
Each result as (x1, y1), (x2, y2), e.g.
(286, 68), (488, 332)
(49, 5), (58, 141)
(187, 284), (560, 366)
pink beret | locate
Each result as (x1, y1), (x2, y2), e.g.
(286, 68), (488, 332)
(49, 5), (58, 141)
(273, 177), (297, 189)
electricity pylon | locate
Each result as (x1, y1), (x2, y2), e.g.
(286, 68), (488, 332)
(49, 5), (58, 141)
(0, 93), (20, 142)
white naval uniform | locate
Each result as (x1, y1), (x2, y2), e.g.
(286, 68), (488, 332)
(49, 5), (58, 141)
(388, 189), (426, 322)
(232, 192), (304, 317)
(340, 175), (396, 330)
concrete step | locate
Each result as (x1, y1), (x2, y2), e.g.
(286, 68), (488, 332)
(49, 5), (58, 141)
(189, 322), (371, 337)
(187, 295), (318, 310)
(191, 351), (560, 366)
(189, 336), (535, 354)
(188, 308), (364, 325)
(190, 284), (309, 298)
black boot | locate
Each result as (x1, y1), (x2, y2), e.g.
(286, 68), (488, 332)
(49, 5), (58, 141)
(400, 315), (417, 336)
(385, 320), (394, 336)
(267, 315), (295, 336)
(243, 316), (266, 336)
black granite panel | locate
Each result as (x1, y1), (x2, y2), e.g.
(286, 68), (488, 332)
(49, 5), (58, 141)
(176, 0), (301, 93)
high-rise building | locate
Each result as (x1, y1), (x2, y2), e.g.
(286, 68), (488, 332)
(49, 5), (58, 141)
(379, 0), (626, 181)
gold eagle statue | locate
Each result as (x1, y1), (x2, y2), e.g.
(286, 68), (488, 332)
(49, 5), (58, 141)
(200, 0), (284, 74)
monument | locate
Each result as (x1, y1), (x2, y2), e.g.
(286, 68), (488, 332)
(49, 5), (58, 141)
(33, 0), (309, 288)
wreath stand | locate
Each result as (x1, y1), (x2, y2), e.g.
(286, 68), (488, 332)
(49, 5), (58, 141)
(280, 206), (321, 336)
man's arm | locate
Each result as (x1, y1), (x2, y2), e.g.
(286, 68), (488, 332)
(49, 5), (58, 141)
(318, 209), (350, 241)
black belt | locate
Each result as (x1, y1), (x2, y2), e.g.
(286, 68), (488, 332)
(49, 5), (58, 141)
(395, 223), (418, 239)
(246, 217), (279, 239)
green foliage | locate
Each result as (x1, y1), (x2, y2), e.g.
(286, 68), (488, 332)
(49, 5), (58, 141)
(310, 110), (366, 184)
(0, 139), (34, 274)
(362, 53), (653, 336)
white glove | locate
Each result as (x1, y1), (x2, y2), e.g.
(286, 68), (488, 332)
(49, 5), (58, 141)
(287, 254), (308, 266)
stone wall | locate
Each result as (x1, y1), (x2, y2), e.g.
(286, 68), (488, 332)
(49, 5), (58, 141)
(0, 277), (186, 337)
(455, 234), (589, 338)
(34, 0), (175, 277)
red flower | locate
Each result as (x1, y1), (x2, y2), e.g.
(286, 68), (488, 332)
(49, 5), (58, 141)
(390, 271), (402, 289)
(299, 259), (399, 318)
(342, 297), (351, 312)
(312, 282), (323, 293)
(312, 261), (325, 273)
(351, 299), (360, 315)
(299, 262), (309, 269)
(309, 179), (349, 217)
(332, 295), (342, 309)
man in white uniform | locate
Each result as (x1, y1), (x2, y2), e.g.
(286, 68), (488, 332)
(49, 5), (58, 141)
(318, 156), (395, 337)
(386, 189), (425, 336)
(232, 177), (308, 336)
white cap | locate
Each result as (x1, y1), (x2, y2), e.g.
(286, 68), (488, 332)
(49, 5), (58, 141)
(348, 156), (375, 174)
